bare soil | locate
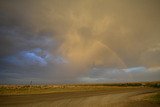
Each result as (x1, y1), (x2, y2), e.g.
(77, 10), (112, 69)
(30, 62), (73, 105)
(0, 87), (159, 107)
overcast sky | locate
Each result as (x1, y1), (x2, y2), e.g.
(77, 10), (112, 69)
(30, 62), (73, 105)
(0, 0), (160, 84)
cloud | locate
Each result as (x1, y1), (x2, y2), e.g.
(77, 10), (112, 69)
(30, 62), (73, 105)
(123, 67), (146, 73)
(2, 48), (68, 66)
(0, 0), (160, 84)
(148, 67), (160, 72)
(2, 49), (47, 66)
(21, 51), (47, 66)
(78, 66), (160, 83)
(78, 77), (107, 83)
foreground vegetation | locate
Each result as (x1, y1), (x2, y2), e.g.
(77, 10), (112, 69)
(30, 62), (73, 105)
(0, 81), (159, 95)
(147, 93), (160, 104)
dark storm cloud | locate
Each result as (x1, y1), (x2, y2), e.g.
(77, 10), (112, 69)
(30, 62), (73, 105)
(0, 0), (160, 84)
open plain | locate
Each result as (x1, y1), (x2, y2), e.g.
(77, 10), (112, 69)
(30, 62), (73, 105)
(0, 85), (160, 107)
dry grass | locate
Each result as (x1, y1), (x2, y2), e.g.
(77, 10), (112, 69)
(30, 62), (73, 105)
(147, 92), (160, 104)
(0, 81), (159, 95)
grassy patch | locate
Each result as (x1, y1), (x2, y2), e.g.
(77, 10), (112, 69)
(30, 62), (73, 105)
(0, 81), (159, 95)
(0, 85), (142, 95)
(149, 93), (160, 104)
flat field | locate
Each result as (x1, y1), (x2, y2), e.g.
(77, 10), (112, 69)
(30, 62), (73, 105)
(0, 82), (160, 107)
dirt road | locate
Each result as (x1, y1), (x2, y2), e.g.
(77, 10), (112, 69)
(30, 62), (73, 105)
(0, 87), (159, 107)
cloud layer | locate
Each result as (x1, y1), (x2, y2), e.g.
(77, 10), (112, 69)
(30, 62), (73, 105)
(0, 0), (160, 84)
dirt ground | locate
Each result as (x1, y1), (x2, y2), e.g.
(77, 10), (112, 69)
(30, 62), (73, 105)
(0, 87), (159, 107)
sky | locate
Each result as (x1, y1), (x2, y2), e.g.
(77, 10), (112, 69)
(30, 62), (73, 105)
(0, 0), (160, 84)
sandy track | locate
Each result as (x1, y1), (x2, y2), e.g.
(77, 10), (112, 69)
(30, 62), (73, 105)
(0, 88), (159, 107)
